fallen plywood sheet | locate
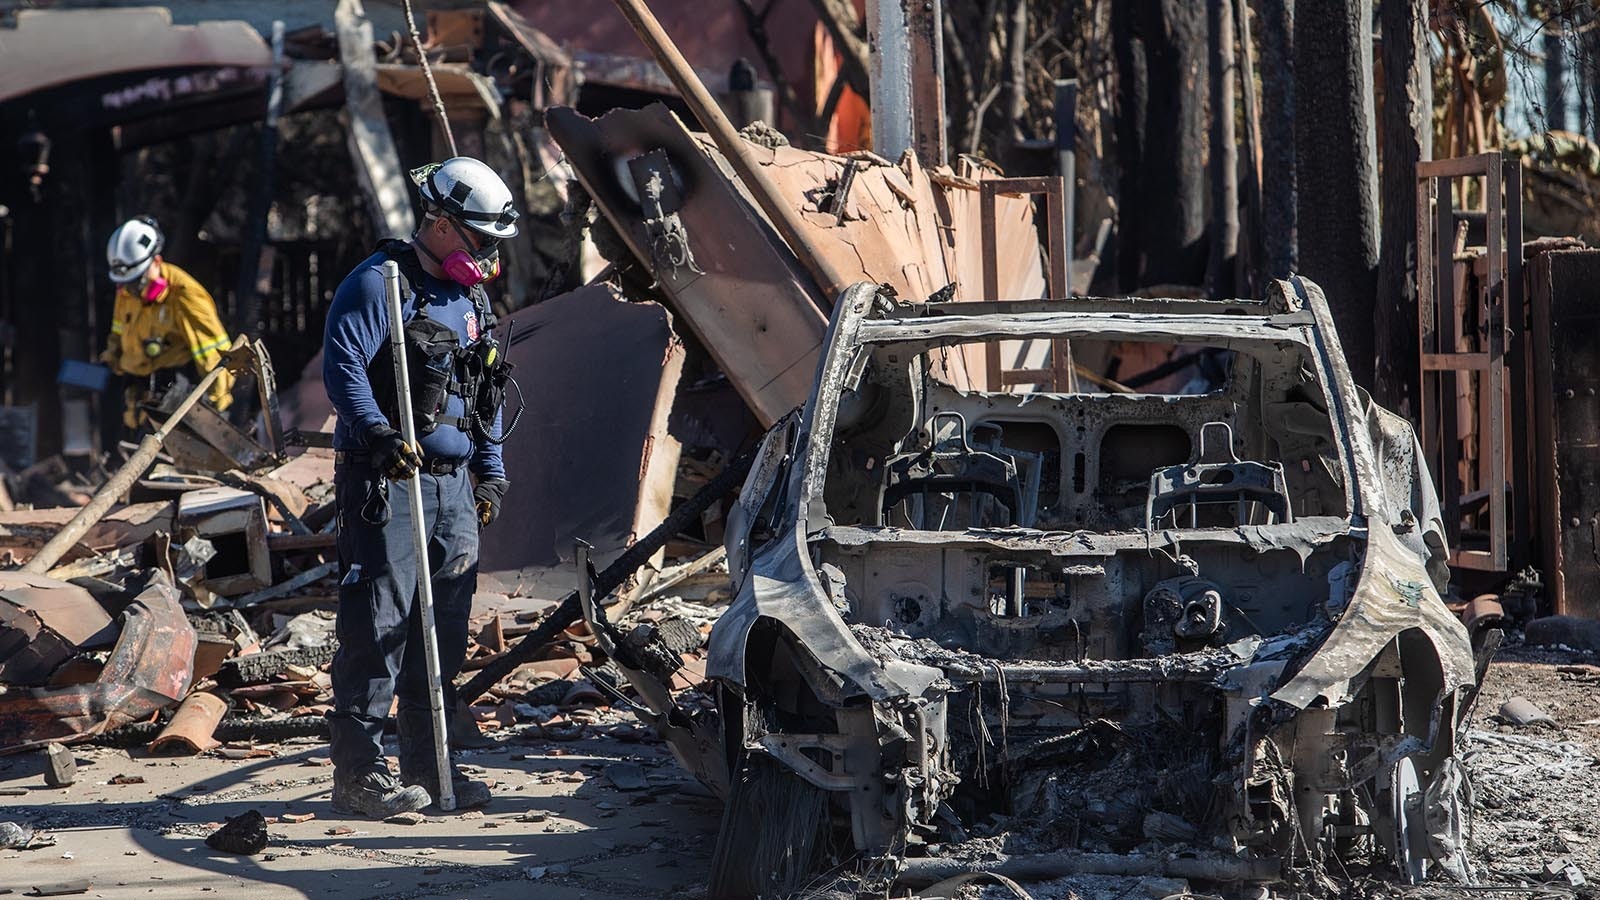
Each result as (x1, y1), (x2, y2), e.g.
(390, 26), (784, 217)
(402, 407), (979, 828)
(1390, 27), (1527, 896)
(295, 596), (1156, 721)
(717, 147), (1048, 301)
(477, 284), (684, 577)
(266, 447), (335, 494)
(548, 104), (825, 427)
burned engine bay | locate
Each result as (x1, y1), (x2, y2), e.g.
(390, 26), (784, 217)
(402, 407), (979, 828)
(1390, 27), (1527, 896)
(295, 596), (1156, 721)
(592, 278), (1480, 898)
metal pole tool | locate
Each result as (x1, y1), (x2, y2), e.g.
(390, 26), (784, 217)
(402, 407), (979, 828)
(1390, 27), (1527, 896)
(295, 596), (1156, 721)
(380, 259), (456, 811)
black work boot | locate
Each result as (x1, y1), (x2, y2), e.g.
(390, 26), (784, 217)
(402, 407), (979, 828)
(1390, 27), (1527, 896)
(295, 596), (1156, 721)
(397, 709), (492, 809)
(402, 766), (493, 810)
(330, 767), (431, 819)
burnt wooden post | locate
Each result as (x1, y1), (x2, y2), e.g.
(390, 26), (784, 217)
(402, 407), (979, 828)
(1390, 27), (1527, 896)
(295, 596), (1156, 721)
(1055, 79), (1077, 294)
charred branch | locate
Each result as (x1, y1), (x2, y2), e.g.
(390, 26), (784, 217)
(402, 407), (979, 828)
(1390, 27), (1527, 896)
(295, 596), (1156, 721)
(1002, 0), (1029, 145)
(806, 0), (871, 102)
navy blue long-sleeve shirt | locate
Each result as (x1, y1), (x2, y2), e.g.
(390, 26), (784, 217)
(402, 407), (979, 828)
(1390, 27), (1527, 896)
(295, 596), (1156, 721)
(323, 249), (505, 481)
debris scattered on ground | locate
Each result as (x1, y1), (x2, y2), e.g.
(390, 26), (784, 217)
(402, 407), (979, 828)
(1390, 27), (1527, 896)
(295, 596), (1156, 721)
(603, 762), (648, 791)
(40, 743), (74, 787)
(1498, 696), (1558, 728)
(1544, 855), (1588, 888)
(26, 880), (93, 897)
(1465, 649), (1600, 887)
(0, 820), (37, 849)
(204, 810), (268, 856)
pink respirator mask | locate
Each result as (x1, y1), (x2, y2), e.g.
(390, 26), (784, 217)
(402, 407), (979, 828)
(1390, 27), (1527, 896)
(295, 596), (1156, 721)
(431, 217), (501, 287)
(138, 272), (168, 303)
(440, 246), (501, 287)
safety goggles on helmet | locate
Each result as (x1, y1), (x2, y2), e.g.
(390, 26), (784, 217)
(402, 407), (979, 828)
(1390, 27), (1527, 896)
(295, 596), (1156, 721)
(410, 162), (520, 234)
(448, 216), (500, 258)
(109, 257), (150, 280)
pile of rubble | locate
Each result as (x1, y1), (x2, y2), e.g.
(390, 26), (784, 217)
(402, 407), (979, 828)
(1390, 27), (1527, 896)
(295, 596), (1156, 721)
(0, 438), (345, 754)
(0, 426), (729, 774)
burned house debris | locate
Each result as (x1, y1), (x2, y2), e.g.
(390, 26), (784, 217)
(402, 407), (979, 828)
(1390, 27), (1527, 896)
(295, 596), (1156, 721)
(6, 0), (1600, 898)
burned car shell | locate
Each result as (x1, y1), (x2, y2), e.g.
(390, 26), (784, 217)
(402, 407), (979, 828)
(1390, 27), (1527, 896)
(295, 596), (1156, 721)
(697, 279), (1474, 892)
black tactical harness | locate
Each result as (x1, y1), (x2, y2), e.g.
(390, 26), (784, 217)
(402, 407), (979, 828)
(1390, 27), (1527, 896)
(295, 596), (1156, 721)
(366, 240), (522, 445)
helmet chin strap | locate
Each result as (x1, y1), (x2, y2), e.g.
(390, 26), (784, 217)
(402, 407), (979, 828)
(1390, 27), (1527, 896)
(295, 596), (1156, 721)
(411, 233), (446, 268)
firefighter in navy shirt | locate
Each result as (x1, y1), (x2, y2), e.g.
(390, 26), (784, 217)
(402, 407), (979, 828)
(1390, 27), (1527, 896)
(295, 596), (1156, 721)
(321, 157), (518, 818)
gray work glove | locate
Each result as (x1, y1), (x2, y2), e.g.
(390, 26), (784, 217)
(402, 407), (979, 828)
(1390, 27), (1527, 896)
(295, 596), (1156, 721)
(473, 478), (509, 527)
(366, 424), (421, 480)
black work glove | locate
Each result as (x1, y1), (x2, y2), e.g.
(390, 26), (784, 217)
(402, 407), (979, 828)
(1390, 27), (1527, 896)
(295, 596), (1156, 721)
(473, 478), (509, 527)
(366, 424), (421, 480)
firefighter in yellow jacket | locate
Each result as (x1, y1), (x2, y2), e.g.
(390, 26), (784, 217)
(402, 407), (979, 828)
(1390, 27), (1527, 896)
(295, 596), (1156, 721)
(99, 216), (234, 429)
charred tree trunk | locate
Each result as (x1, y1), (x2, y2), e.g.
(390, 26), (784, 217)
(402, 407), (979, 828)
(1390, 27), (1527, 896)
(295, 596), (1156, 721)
(1258, 0), (1296, 280)
(1585, 16), (1600, 142)
(1112, 0), (1148, 291)
(1580, 12), (1594, 138)
(1234, 0), (1265, 295)
(998, 0), (1029, 162)
(1113, 0), (1209, 289)
(1294, 0), (1379, 386)
(1206, 0), (1238, 297)
(1375, 0), (1431, 415)
(1546, 30), (1567, 133)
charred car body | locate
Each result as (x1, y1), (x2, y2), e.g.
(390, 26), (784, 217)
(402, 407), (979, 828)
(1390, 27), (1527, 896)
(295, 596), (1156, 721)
(587, 277), (1479, 897)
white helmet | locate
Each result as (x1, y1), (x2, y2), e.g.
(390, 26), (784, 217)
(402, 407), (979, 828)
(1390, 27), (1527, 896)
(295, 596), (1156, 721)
(410, 157), (520, 239)
(107, 216), (163, 283)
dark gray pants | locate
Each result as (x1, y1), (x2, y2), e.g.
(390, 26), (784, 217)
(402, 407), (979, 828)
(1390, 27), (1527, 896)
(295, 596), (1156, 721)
(327, 463), (478, 774)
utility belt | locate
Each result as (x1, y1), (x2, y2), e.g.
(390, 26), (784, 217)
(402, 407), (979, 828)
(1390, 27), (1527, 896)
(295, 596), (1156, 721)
(335, 450), (465, 476)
